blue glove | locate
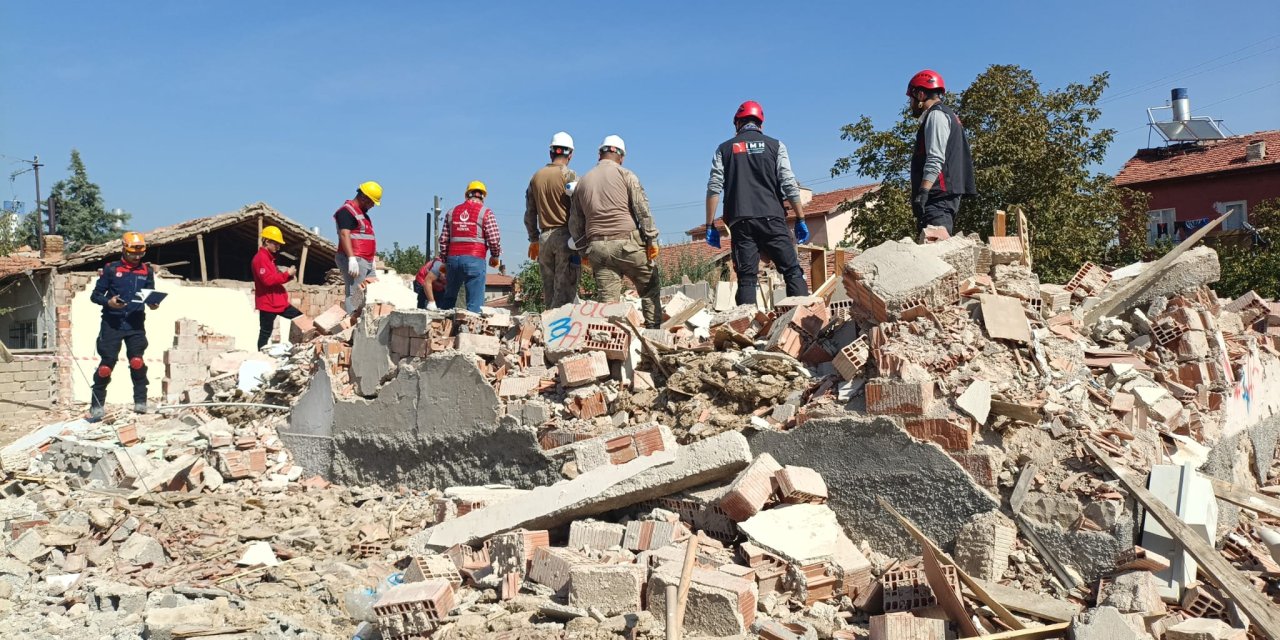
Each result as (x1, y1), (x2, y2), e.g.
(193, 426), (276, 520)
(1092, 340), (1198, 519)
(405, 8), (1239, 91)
(795, 220), (810, 244)
(569, 254), (581, 265)
(706, 227), (721, 248)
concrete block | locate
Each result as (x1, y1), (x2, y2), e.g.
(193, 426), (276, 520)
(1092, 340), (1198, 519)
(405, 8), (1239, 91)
(1166, 618), (1247, 640)
(527, 545), (591, 596)
(350, 313), (392, 398)
(1098, 571), (1168, 616)
(567, 520), (626, 552)
(497, 375), (540, 398)
(719, 453), (782, 521)
(569, 563), (646, 617)
(844, 239), (957, 323)
(868, 612), (946, 640)
(117, 532), (168, 566)
(1070, 606), (1154, 640)
(1141, 464), (1217, 601)
(557, 351), (610, 387)
(739, 503), (840, 566)
(953, 510), (1016, 581)
(455, 332), (500, 357)
(647, 567), (755, 637)
(313, 304), (347, 335)
(776, 465), (827, 504)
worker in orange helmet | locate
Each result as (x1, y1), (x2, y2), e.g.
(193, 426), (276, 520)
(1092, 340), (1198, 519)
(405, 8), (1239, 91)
(88, 231), (162, 419)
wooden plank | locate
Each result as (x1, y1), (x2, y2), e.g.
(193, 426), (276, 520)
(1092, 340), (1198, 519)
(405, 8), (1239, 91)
(298, 241), (310, 286)
(1014, 513), (1083, 590)
(196, 233), (208, 282)
(809, 247), (828, 292)
(1085, 441), (1280, 639)
(1016, 206), (1032, 268)
(968, 578), (1081, 623)
(1210, 476), (1280, 520)
(977, 623), (1069, 640)
(994, 210), (1007, 237)
(877, 497), (1025, 630)
(1083, 213), (1226, 325)
(660, 299), (707, 331)
(923, 547), (981, 637)
(990, 399), (1042, 425)
(1010, 464), (1038, 514)
(979, 294), (1031, 343)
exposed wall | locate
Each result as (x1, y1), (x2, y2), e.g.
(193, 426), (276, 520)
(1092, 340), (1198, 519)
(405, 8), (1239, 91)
(1139, 168), (1280, 222)
(0, 353), (57, 421)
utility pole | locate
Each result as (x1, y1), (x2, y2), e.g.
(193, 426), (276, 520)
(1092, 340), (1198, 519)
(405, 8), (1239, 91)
(432, 195), (442, 256)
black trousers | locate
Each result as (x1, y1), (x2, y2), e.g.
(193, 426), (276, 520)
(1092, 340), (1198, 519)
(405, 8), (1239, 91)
(258, 305), (303, 350)
(912, 192), (963, 235)
(91, 322), (149, 409)
(728, 216), (809, 305)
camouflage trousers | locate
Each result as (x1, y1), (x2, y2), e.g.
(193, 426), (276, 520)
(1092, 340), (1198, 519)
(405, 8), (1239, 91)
(584, 230), (662, 328)
(538, 227), (581, 309)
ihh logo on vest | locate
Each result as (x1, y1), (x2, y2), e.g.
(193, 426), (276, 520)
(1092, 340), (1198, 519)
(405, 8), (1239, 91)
(732, 141), (766, 155)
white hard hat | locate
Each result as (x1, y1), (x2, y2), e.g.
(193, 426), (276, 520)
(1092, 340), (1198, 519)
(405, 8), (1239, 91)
(599, 135), (626, 155)
(550, 131), (574, 151)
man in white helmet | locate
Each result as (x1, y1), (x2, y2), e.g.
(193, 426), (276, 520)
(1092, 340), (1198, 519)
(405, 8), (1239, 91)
(524, 132), (581, 308)
(568, 135), (663, 328)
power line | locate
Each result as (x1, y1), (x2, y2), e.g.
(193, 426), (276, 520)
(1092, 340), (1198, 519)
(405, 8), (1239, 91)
(1116, 79), (1280, 136)
(1100, 36), (1280, 104)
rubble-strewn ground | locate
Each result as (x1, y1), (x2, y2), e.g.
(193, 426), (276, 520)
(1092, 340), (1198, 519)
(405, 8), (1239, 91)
(4, 231), (1280, 639)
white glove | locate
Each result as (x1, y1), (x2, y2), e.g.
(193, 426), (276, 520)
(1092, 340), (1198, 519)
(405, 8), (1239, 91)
(566, 237), (579, 250)
(565, 181), (577, 196)
(346, 257), (360, 279)
(426, 301), (438, 311)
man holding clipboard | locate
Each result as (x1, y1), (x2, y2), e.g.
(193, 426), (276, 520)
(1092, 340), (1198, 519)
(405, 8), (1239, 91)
(88, 231), (163, 419)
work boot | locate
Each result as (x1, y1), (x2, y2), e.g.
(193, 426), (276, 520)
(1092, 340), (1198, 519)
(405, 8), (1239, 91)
(133, 401), (148, 414)
(89, 403), (105, 421)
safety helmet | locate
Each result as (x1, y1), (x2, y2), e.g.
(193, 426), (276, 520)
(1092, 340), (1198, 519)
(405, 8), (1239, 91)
(466, 180), (488, 197)
(599, 135), (626, 155)
(550, 131), (574, 151)
(122, 231), (146, 253)
(261, 225), (284, 245)
(358, 181), (383, 206)
(734, 100), (765, 124)
(907, 70), (946, 96)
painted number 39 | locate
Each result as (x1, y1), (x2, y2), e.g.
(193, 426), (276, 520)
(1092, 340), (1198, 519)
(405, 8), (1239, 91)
(548, 317), (571, 343)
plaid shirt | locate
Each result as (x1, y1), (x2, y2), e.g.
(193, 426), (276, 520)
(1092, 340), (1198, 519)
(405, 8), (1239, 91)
(438, 198), (502, 257)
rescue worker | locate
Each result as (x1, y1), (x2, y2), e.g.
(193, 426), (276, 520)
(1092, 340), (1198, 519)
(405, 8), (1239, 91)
(439, 181), (502, 313)
(524, 131), (581, 308)
(567, 135), (663, 328)
(252, 225), (300, 350)
(704, 101), (810, 306)
(414, 255), (445, 311)
(88, 232), (161, 419)
(906, 69), (976, 236)
(334, 181), (382, 314)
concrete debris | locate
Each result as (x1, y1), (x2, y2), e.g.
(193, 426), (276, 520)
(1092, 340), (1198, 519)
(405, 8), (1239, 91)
(4, 233), (1280, 639)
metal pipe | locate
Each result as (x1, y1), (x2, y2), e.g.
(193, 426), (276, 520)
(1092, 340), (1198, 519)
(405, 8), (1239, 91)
(665, 583), (678, 640)
(154, 402), (290, 411)
(1171, 87), (1190, 122)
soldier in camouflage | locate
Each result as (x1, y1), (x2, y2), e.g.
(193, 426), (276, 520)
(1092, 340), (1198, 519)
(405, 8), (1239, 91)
(524, 132), (581, 309)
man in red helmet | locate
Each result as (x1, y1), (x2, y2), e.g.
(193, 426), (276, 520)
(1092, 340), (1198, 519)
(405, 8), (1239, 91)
(705, 100), (810, 306)
(907, 70), (976, 237)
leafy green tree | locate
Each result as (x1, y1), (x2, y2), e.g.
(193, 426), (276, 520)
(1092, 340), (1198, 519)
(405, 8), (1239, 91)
(24, 150), (131, 252)
(832, 64), (1149, 283)
(1214, 198), (1280, 299)
(378, 242), (428, 275)
(514, 260), (597, 313)
(0, 211), (20, 255)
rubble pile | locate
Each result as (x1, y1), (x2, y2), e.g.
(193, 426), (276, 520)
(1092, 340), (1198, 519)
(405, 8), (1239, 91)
(5, 232), (1280, 639)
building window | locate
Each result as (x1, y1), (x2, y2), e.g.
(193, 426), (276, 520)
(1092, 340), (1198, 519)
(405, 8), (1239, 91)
(7, 320), (36, 350)
(1219, 200), (1247, 231)
(1148, 208), (1176, 244)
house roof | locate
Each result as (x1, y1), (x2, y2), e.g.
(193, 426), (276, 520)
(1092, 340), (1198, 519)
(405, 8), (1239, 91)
(60, 202), (337, 273)
(486, 273), (515, 287)
(654, 240), (731, 279)
(685, 182), (880, 235)
(0, 252), (47, 281)
(1114, 130), (1280, 186)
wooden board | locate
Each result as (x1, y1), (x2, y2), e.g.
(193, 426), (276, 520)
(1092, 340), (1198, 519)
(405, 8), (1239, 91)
(924, 546), (981, 637)
(977, 623), (1070, 639)
(1086, 442), (1280, 640)
(969, 578), (1082, 623)
(1210, 476), (1280, 520)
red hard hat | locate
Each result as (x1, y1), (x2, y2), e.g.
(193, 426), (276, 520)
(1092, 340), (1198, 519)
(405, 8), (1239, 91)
(734, 100), (764, 124)
(907, 70), (945, 96)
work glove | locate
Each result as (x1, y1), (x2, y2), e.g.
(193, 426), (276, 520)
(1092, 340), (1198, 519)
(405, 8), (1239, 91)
(795, 220), (810, 244)
(426, 301), (438, 311)
(439, 263), (447, 275)
(913, 190), (929, 212)
(489, 256), (500, 268)
(569, 254), (581, 266)
(706, 227), (721, 249)
(346, 256), (360, 279)
(528, 243), (539, 260)
(646, 244), (659, 262)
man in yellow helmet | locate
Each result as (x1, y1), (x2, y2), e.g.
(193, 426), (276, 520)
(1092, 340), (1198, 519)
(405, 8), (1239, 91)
(252, 225), (300, 350)
(438, 181), (502, 313)
(88, 232), (162, 419)
(333, 181), (381, 314)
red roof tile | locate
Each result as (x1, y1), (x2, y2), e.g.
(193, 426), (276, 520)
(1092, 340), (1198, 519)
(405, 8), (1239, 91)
(0, 254), (46, 281)
(686, 183), (880, 235)
(1115, 130), (1280, 186)
(486, 273), (515, 287)
(654, 240), (730, 279)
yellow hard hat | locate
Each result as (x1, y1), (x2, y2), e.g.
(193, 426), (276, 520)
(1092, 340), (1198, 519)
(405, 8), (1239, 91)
(261, 225), (284, 244)
(122, 231), (146, 252)
(358, 181), (383, 206)
(466, 180), (487, 197)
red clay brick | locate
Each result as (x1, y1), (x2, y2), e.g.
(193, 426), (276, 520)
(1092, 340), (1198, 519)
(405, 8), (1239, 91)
(557, 351), (610, 387)
(902, 415), (973, 451)
(865, 379), (935, 415)
(719, 454), (782, 522)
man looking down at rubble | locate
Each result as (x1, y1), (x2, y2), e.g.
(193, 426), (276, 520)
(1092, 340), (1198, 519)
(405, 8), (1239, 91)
(414, 255), (445, 311)
(88, 231), (161, 419)
(907, 69), (976, 236)
(705, 100), (810, 306)
(252, 225), (300, 350)
(439, 181), (502, 313)
(568, 135), (662, 328)
(333, 181), (382, 315)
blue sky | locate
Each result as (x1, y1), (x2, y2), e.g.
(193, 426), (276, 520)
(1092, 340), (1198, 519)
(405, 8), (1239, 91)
(2, 1), (1277, 260)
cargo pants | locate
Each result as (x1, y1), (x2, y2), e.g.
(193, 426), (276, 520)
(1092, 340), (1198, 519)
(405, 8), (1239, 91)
(538, 226), (581, 309)
(584, 230), (662, 328)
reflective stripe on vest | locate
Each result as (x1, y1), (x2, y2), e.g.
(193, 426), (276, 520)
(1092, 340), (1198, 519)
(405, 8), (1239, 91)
(447, 202), (489, 258)
(337, 200), (377, 259)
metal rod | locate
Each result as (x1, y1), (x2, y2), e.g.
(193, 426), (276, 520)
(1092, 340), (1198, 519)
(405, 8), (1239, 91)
(665, 583), (678, 640)
(32, 155), (43, 250)
(154, 402), (290, 411)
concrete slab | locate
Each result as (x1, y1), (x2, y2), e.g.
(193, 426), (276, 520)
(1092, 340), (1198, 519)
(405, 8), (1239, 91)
(738, 503), (841, 566)
(955, 379), (992, 424)
(349, 313), (392, 397)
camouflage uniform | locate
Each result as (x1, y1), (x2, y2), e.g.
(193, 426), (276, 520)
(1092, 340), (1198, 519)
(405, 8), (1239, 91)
(568, 159), (662, 328)
(524, 163), (580, 309)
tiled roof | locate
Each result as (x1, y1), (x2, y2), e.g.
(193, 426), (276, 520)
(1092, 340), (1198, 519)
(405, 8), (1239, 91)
(0, 253), (47, 281)
(654, 240), (731, 280)
(686, 182), (880, 235)
(1114, 130), (1280, 186)
(486, 273), (515, 287)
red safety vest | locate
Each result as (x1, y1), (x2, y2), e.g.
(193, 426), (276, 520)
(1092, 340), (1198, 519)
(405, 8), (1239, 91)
(335, 199), (376, 260)
(446, 200), (490, 259)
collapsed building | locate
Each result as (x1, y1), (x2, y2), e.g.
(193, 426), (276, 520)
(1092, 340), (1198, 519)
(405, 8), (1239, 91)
(3, 224), (1280, 640)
